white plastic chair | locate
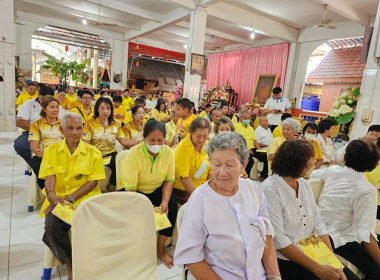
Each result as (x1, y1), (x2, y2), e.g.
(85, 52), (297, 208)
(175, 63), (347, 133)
(27, 171), (45, 212)
(116, 149), (129, 188)
(175, 204), (187, 280)
(71, 192), (159, 280)
(307, 179), (364, 279)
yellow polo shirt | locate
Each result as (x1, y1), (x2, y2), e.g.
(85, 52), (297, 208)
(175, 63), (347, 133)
(123, 111), (150, 124)
(272, 125), (283, 138)
(83, 118), (125, 156)
(174, 135), (210, 191)
(122, 121), (144, 141)
(65, 93), (77, 104)
(165, 120), (177, 143)
(312, 140), (323, 162)
(113, 105), (126, 123)
(39, 139), (105, 216)
(234, 122), (257, 149)
(151, 109), (170, 122)
(16, 92), (38, 106)
(28, 118), (63, 149)
(54, 95), (70, 110)
(122, 96), (135, 111)
(365, 163), (380, 206)
(71, 105), (94, 124)
(175, 115), (196, 142)
(118, 142), (175, 194)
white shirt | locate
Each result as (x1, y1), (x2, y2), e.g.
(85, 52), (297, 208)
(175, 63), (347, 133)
(174, 178), (270, 280)
(262, 174), (327, 260)
(316, 134), (336, 163)
(264, 97), (291, 126)
(255, 125), (274, 146)
(16, 98), (65, 124)
(310, 166), (377, 249)
(145, 98), (157, 109)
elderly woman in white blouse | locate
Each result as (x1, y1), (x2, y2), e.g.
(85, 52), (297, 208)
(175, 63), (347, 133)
(316, 119), (336, 165)
(263, 139), (359, 280)
(311, 139), (380, 280)
(174, 132), (281, 280)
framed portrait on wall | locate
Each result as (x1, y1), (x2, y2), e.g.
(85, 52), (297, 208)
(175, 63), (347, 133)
(252, 74), (278, 105)
(190, 53), (205, 76)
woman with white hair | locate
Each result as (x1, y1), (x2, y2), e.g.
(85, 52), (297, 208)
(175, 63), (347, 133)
(175, 132), (281, 280)
(267, 118), (301, 175)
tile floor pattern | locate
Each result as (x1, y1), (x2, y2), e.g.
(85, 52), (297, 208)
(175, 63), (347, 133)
(0, 133), (182, 280)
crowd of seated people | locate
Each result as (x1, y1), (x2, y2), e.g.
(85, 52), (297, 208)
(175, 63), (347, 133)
(12, 83), (380, 280)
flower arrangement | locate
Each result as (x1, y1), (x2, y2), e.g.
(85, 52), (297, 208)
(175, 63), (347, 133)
(208, 87), (229, 103)
(174, 84), (183, 99)
(327, 87), (360, 124)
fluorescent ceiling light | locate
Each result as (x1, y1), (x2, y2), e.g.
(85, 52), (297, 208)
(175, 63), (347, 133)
(240, 25), (255, 32)
(250, 32), (255, 40)
(81, 18), (87, 25)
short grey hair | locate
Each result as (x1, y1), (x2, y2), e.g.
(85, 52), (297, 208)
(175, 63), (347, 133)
(239, 110), (250, 117)
(205, 132), (249, 164)
(281, 118), (301, 133)
(61, 112), (83, 128)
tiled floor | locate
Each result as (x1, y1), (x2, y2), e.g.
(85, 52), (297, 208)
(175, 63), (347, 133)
(0, 132), (182, 280)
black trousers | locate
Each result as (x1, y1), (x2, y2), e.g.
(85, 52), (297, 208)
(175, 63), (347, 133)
(14, 131), (32, 165)
(330, 237), (380, 280)
(30, 156), (45, 189)
(269, 125), (278, 132)
(377, 205), (380, 220)
(43, 213), (72, 265)
(104, 152), (117, 187)
(245, 149), (268, 178)
(277, 258), (360, 280)
(139, 186), (178, 237)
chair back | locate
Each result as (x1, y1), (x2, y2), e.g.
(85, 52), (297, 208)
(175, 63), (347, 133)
(72, 192), (159, 280)
(307, 178), (324, 204)
(176, 203), (187, 232)
(116, 149), (129, 188)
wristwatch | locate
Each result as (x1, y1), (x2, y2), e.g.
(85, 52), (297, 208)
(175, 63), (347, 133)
(68, 195), (75, 203)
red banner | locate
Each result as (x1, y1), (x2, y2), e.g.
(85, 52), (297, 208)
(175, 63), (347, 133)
(128, 42), (185, 62)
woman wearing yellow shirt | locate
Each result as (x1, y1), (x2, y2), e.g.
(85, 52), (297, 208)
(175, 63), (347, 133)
(112, 95), (126, 124)
(118, 119), (177, 268)
(65, 86), (77, 110)
(301, 122), (323, 170)
(151, 99), (170, 123)
(28, 96), (63, 189)
(55, 88), (70, 110)
(122, 105), (145, 149)
(173, 118), (212, 204)
(83, 97), (128, 191)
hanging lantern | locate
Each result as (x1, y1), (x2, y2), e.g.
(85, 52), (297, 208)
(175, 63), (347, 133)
(65, 45), (69, 52)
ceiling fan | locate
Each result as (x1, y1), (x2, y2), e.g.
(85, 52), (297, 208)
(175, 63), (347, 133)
(95, 5), (118, 27)
(315, 4), (336, 29)
(209, 35), (221, 51)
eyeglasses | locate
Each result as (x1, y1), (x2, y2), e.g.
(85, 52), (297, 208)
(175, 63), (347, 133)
(252, 224), (268, 248)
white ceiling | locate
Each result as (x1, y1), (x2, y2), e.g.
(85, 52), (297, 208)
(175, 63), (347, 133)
(14, 0), (379, 54)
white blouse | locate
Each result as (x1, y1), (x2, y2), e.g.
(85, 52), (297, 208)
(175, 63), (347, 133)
(317, 134), (336, 163)
(174, 178), (271, 280)
(310, 166), (378, 248)
(262, 174), (327, 260)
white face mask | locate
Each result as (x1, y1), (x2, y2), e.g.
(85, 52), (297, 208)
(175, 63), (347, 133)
(304, 133), (317, 141)
(145, 143), (163, 154)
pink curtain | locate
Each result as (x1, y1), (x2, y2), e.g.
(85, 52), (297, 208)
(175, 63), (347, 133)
(206, 43), (290, 105)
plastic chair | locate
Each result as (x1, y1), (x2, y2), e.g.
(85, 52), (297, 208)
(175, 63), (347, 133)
(307, 178), (324, 204)
(28, 171), (45, 212)
(71, 192), (159, 280)
(175, 204), (187, 280)
(307, 179), (364, 279)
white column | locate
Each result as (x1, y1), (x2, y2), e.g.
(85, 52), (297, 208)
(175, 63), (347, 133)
(79, 51), (83, 64)
(183, 7), (207, 109)
(351, 4), (380, 138)
(0, 0), (16, 132)
(86, 49), (92, 88)
(110, 39), (129, 90)
(287, 40), (326, 108)
(92, 49), (99, 89)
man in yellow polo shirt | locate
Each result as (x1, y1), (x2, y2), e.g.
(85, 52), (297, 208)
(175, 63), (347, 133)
(15, 82), (38, 110)
(70, 90), (94, 124)
(39, 112), (105, 280)
(234, 110), (268, 181)
(272, 113), (292, 138)
(121, 89), (135, 111)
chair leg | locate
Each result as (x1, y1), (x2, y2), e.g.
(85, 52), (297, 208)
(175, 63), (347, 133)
(41, 268), (52, 280)
(27, 205), (34, 212)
